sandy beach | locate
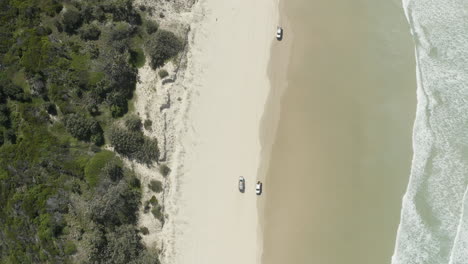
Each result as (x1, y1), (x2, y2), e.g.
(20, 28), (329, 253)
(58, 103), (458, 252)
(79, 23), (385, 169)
(164, 0), (279, 263)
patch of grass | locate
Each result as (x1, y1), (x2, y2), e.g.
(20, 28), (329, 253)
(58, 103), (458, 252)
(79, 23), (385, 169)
(12, 70), (30, 92)
(88, 71), (105, 86)
(70, 53), (90, 72)
(84, 150), (115, 187)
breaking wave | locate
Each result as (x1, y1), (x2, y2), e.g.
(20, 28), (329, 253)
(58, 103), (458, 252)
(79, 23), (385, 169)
(392, 1), (468, 263)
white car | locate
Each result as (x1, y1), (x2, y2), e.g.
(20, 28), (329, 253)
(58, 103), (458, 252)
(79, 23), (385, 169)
(256, 181), (263, 195)
(239, 176), (245, 193)
(276, 27), (283, 40)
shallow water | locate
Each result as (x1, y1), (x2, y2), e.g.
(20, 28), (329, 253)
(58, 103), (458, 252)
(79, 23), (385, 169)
(261, 0), (416, 263)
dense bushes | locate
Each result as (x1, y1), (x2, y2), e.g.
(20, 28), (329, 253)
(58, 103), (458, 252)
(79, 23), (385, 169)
(109, 126), (144, 156)
(109, 125), (159, 164)
(125, 115), (142, 131)
(79, 23), (101, 40)
(64, 113), (104, 145)
(0, 0), (178, 262)
(0, 0), (184, 261)
(146, 30), (184, 69)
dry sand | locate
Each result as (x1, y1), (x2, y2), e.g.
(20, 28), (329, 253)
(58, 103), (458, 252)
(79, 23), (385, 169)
(167, 0), (279, 263)
(129, 0), (280, 263)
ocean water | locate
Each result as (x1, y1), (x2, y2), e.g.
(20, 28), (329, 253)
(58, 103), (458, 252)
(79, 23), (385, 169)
(261, 0), (416, 263)
(392, 1), (468, 263)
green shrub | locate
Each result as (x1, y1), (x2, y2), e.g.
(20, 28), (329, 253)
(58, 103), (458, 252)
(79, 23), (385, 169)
(148, 180), (162, 193)
(91, 133), (104, 146)
(102, 159), (124, 182)
(140, 227), (149, 235)
(136, 138), (159, 164)
(151, 204), (164, 224)
(159, 164), (171, 177)
(125, 115), (142, 131)
(149, 195), (157, 206)
(108, 126), (144, 157)
(111, 22), (133, 41)
(143, 119), (152, 131)
(145, 20), (158, 34)
(79, 23), (101, 40)
(104, 225), (142, 263)
(143, 200), (151, 213)
(129, 48), (146, 68)
(146, 30), (183, 69)
(89, 181), (141, 226)
(64, 241), (77, 255)
(158, 69), (168, 79)
(64, 113), (103, 143)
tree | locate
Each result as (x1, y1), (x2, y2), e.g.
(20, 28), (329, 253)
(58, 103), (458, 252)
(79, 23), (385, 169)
(62, 8), (82, 33)
(146, 30), (183, 69)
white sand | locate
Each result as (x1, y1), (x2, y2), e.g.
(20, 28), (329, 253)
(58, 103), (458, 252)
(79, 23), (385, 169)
(168, 0), (279, 263)
(129, 0), (279, 262)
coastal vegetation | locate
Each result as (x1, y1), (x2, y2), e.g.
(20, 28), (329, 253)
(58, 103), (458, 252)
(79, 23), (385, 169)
(0, 0), (184, 262)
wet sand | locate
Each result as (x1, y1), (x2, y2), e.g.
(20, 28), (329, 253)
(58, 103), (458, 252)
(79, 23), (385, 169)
(261, 0), (416, 263)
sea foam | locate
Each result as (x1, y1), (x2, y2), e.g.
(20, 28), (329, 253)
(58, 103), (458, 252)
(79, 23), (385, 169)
(392, 1), (468, 263)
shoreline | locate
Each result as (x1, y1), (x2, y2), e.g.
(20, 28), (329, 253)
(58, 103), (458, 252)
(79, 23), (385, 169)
(258, 0), (292, 261)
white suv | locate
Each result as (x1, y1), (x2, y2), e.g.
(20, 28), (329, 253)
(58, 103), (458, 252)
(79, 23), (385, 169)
(239, 176), (245, 193)
(256, 181), (263, 195)
(276, 27), (283, 40)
